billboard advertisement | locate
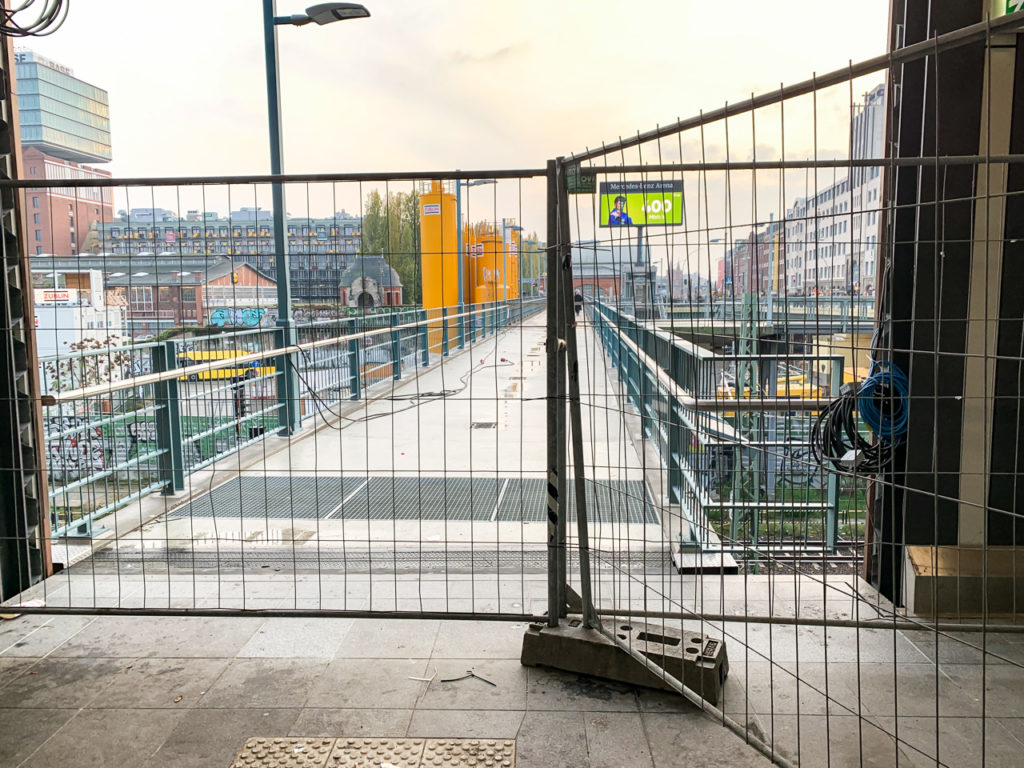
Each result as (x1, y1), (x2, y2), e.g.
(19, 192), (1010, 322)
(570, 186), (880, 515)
(599, 180), (683, 227)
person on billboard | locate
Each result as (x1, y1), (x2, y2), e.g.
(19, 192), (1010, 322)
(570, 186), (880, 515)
(607, 195), (633, 226)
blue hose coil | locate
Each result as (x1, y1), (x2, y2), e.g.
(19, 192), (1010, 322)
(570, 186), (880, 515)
(857, 360), (910, 445)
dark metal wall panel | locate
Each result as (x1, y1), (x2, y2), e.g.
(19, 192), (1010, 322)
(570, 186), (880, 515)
(876, 0), (987, 598)
(987, 39), (1024, 546)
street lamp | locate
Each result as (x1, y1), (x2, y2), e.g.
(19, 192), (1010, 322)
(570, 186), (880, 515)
(262, 1), (369, 434)
(454, 175), (495, 348)
(501, 219), (523, 303)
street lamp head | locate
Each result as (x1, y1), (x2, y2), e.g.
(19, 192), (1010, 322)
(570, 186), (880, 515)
(305, 3), (370, 24)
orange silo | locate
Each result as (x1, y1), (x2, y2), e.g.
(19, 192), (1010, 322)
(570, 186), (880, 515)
(419, 181), (457, 352)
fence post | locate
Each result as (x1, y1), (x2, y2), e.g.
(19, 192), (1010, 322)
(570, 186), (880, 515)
(391, 313), (401, 380)
(545, 159), (562, 628)
(348, 337), (361, 401)
(419, 309), (429, 368)
(458, 302), (466, 350)
(154, 341), (184, 494)
(555, 156), (597, 628)
(441, 306), (450, 357)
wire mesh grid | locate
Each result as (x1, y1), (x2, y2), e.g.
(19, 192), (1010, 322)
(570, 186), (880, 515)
(5, 170), (584, 619)
(546, 14), (1024, 768)
(1, 10), (1023, 768)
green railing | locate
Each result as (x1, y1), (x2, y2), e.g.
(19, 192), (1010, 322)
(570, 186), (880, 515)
(42, 299), (540, 538)
(591, 300), (850, 558)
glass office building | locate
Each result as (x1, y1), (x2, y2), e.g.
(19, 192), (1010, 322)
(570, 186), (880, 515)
(14, 49), (111, 164)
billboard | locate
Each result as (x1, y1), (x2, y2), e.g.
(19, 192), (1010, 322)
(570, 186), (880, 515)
(599, 180), (683, 227)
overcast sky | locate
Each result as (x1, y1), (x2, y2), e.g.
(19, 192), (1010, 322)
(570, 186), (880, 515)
(18, 0), (891, 262)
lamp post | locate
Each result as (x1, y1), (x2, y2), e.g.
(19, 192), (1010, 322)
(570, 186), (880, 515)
(454, 175), (495, 348)
(263, 1), (369, 434)
(501, 219), (523, 303)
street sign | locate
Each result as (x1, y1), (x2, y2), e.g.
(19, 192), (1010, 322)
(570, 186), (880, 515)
(565, 163), (596, 195)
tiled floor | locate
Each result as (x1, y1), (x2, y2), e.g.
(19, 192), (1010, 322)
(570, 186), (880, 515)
(0, 613), (774, 768)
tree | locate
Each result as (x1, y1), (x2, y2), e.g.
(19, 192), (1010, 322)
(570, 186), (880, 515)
(361, 189), (422, 305)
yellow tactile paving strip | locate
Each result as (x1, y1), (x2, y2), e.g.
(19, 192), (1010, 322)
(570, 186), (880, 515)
(230, 737), (515, 768)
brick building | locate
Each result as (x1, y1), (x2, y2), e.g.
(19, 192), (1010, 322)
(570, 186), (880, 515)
(21, 147), (112, 256)
(31, 255), (276, 338)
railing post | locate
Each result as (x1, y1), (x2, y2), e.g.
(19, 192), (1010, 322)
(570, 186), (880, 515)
(419, 309), (429, 368)
(826, 357), (842, 552)
(348, 337), (361, 401)
(154, 342), (184, 494)
(441, 306), (450, 357)
(458, 302), (466, 349)
(391, 313), (401, 380)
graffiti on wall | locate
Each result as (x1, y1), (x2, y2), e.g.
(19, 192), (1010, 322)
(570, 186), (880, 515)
(45, 415), (106, 480)
(209, 307), (270, 328)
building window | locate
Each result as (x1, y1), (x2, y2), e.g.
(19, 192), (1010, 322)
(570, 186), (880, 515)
(35, 246), (42, 255)
(181, 287), (196, 303)
(32, 196), (39, 208)
(33, 213), (40, 224)
(29, 166), (37, 175)
(130, 286), (154, 312)
(34, 229), (41, 241)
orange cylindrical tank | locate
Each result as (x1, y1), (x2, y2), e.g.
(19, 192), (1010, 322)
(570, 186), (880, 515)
(479, 229), (502, 304)
(420, 181), (458, 310)
(419, 181), (457, 353)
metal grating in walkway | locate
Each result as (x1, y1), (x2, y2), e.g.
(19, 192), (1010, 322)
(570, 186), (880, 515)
(166, 475), (658, 525)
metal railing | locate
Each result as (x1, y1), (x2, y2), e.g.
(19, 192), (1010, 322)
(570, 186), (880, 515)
(591, 300), (844, 559)
(42, 299), (535, 538)
(664, 295), (875, 322)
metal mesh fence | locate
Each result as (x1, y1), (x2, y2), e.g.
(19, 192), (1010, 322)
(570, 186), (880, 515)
(544, 13), (1024, 767)
(2, 10), (1024, 768)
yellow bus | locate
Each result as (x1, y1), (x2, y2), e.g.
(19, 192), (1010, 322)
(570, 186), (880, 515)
(178, 350), (276, 381)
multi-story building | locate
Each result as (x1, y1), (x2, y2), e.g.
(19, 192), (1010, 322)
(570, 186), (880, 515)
(779, 84), (885, 296)
(83, 208), (362, 303)
(14, 50), (113, 256)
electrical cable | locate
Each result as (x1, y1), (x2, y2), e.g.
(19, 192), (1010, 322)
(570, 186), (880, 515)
(810, 320), (909, 474)
(2, 0), (68, 37)
(294, 343), (515, 432)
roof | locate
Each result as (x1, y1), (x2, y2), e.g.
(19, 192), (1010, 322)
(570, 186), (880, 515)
(340, 255), (402, 288)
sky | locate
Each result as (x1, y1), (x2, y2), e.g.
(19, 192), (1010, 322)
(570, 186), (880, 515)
(18, 0), (892, 266)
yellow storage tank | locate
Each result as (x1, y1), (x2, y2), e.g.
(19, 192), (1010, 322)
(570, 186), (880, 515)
(419, 181), (457, 353)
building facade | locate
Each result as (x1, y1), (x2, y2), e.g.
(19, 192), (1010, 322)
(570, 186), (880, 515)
(14, 50), (113, 256)
(31, 255), (276, 338)
(85, 208), (362, 303)
(721, 84), (886, 297)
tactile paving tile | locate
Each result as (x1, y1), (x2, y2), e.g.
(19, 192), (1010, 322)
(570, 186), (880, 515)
(329, 737), (426, 767)
(422, 739), (515, 767)
(230, 737), (335, 767)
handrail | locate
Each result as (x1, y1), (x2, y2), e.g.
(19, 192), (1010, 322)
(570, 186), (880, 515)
(47, 300), (543, 403)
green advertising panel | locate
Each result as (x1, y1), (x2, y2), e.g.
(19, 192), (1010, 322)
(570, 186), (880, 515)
(599, 180), (683, 227)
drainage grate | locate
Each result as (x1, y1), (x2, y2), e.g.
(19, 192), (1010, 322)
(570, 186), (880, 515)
(167, 476), (355, 521)
(470, 421), (497, 429)
(165, 475), (658, 525)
